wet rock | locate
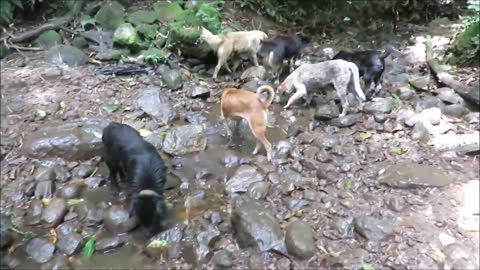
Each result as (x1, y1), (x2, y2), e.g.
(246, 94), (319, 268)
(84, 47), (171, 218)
(212, 250), (233, 268)
(185, 82), (210, 98)
(240, 66), (270, 80)
(104, 205), (138, 233)
(72, 164), (95, 178)
(162, 124), (206, 155)
(20, 118), (109, 161)
(314, 102), (340, 120)
(378, 164), (453, 188)
(226, 165), (264, 194)
(41, 255), (72, 270)
(24, 181), (37, 197)
(42, 198), (67, 227)
(26, 199), (44, 225)
(53, 166), (71, 183)
(57, 184), (81, 199)
(374, 113), (387, 123)
(84, 177), (105, 188)
(385, 196), (406, 212)
(95, 236), (124, 252)
(231, 198), (285, 252)
(162, 69), (183, 90)
(324, 248), (369, 269)
(412, 122), (430, 142)
(221, 151), (240, 168)
(409, 76), (430, 91)
(273, 140), (293, 159)
(248, 181), (270, 200)
(353, 215), (394, 241)
(95, 1), (125, 30)
(363, 98), (394, 114)
(134, 87), (175, 125)
(415, 96), (445, 111)
(75, 201), (104, 226)
(396, 86), (415, 100)
(185, 111), (207, 125)
(443, 104), (469, 118)
(34, 167), (55, 181)
(35, 30), (61, 49)
(45, 45), (88, 66)
(56, 221), (76, 239)
(156, 224), (183, 243)
(329, 114), (359, 127)
(35, 180), (55, 199)
(56, 232), (83, 256)
(435, 87), (463, 104)
(197, 225), (221, 249)
(26, 238), (55, 263)
(285, 221), (315, 259)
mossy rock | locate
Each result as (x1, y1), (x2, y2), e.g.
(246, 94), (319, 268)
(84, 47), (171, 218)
(95, 48), (130, 61)
(95, 1), (125, 30)
(71, 37), (88, 49)
(113, 23), (139, 46)
(128, 10), (157, 25)
(45, 45), (88, 66)
(136, 24), (159, 40)
(153, 1), (184, 23)
(34, 30), (62, 49)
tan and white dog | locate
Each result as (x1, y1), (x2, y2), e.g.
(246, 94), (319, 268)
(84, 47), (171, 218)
(200, 27), (268, 80)
(220, 85), (275, 160)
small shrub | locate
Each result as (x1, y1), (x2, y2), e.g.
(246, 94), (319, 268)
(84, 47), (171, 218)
(141, 47), (168, 65)
(0, 0), (23, 26)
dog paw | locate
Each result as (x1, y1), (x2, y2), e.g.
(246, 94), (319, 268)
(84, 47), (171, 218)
(283, 105), (290, 109)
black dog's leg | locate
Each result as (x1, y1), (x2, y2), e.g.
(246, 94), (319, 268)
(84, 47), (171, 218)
(105, 159), (121, 194)
(128, 194), (139, 217)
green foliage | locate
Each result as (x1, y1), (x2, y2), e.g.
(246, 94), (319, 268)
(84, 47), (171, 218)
(82, 236), (96, 260)
(0, 0), (22, 26)
(448, 0), (480, 66)
(141, 48), (168, 65)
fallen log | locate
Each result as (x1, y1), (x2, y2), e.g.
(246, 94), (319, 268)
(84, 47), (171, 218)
(425, 39), (480, 107)
(3, 0), (85, 44)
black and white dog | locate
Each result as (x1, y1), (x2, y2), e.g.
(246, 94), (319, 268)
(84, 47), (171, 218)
(102, 122), (167, 237)
(323, 45), (394, 100)
(259, 34), (310, 84)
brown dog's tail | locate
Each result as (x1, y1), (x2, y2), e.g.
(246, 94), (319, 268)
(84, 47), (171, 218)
(256, 85), (275, 107)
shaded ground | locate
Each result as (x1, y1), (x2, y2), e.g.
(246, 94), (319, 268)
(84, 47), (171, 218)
(0, 6), (479, 270)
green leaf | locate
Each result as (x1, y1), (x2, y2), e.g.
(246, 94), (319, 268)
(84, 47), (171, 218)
(102, 104), (119, 113)
(345, 179), (353, 189)
(362, 262), (375, 270)
(391, 146), (403, 155)
(147, 239), (170, 249)
(160, 132), (167, 139)
(360, 131), (372, 140)
(390, 92), (400, 100)
(82, 236), (96, 260)
(67, 199), (84, 207)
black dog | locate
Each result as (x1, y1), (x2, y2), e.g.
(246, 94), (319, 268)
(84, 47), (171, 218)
(259, 34), (310, 84)
(327, 45), (394, 100)
(102, 122), (167, 237)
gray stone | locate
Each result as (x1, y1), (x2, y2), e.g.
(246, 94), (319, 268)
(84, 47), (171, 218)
(103, 205), (138, 233)
(409, 76), (430, 91)
(56, 232), (83, 256)
(353, 216), (394, 241)
(226, 165), (264, 194)
(231, 198), (285, 252)
(72, 164), (95, 178)
(34, 167), (55, 182)
(329, 114), (359, 127)
(363, 98), (394, 114)
(324, 248), (369, 269)
(54, 166), (71, 183)
(42, 198), (67, 227)
(71, 37), (88, 49)
(95, 48), (130, 61)
(314, 103), (340, 120)
(435, 87), (463, 104)
(240, 66), (270, 81)
(185, 82), (210, 98)
(34, 180), (55, 199)
(212, 250), (234, 268)
(378, 164), (453, 188)
(162, 69), (183, 90)
(273, 140), (293, 159)
(95, 1), (125, 30)
(222, 150), (241, 168)
(26, 238), (55, 263)
(26, 200), (44, 225)
(134, 87), (176, 125)
(20, 118), (109, 161)
(162, 125), (207, 155)
(113, 23), (139, 46)
(412, 121), (430, 142)
(285, 221), (315, 259)
(241, 80), (272, 92)
(443, 104), (469, 118)
(84, 177), (105, 189)
(248, 181), (270, 200)
(45, 45), (88, 66)
(57, 184), (82, 199)
(95, 236), (124, 252)
(415, 96), (445, 111)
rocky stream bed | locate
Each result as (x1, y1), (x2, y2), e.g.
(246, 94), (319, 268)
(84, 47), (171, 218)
(0, 11), (479, 270)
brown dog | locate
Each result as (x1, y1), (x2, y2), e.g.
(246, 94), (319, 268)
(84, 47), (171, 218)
(220, 85), (275, 160)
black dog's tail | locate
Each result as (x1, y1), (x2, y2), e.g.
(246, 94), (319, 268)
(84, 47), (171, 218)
(381, 44), (395, 59)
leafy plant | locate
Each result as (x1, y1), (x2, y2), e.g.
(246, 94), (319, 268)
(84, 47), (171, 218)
(141, 48), (168, 65)
(82, 236), (96, 260)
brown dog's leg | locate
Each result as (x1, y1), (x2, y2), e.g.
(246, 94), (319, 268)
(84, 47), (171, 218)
(220, 108), (232, 139)
(247, 116), (272, 160)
